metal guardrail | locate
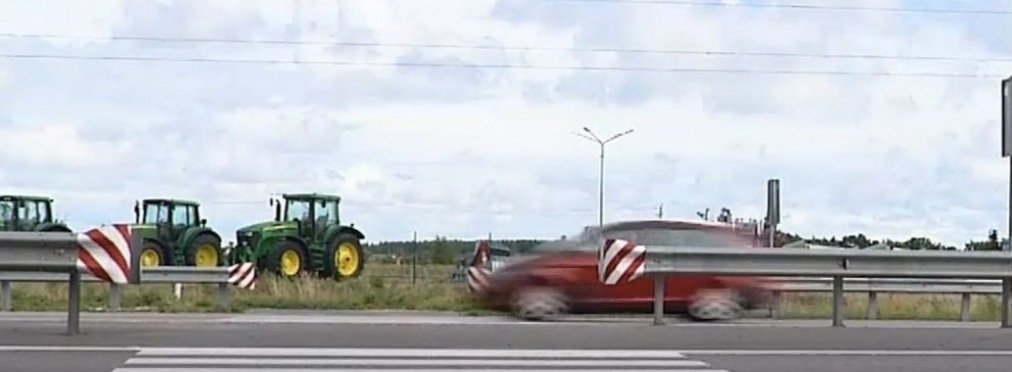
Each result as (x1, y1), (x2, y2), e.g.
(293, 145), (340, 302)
(0, 267), (235, 313)
(0, 228), (141, 334)
(598, 240), (1012, 328)
(764, 277), (1004, 321)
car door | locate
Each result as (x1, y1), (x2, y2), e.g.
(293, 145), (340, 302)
(563, 229), (655, 312)
(659, 228), (758, 306)
(583, 225), (753, 311)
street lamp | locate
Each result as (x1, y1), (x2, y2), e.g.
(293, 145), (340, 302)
(1000, 75), (1011, 327)
(574, 127), (634, 228)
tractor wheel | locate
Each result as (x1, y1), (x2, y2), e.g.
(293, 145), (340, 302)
(266, 240), (307, 278)
(185, 234), (222, 267)
(139, 241), (167, 267)
(322, 233), (364, 280)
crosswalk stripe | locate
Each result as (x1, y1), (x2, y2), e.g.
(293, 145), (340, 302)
(124, 357), (710, 367)
(135, 347), (688, 358)
(113, 369), (730, 372)
(110, 347), (731, 372)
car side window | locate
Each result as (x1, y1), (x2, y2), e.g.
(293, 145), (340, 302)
(601, 228), (740, 247)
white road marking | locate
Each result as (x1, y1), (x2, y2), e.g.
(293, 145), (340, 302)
(112, 347), (726, 372)
(136, 347), (688, 358)
(113, 369), (729, 372)
(125, 357), (709, 367)
(3, 345), (1011, 358)
(0, 345), (139, 352)
(1, 311), (1007, 329)
(219, 314), (529, 325)
(680, 350), (1012, 356)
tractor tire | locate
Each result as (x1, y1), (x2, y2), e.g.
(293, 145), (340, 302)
(265, 240), (307, 278)
(322, 233), (365, 280)
(185, 234), (222, 267)
(139, 240), (169, 267)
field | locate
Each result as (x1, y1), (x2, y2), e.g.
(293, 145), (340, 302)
(1, 263), (1008, 321)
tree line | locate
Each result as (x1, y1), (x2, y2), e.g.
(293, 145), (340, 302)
(363, 236), (546, 265)
(775, 229), (1005, 251)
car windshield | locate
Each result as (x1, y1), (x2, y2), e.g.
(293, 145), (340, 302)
(598, 227), (746, 247)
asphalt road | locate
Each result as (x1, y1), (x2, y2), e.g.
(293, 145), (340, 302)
(3, 311), (1012, 372)
(0, 351), (135, 372)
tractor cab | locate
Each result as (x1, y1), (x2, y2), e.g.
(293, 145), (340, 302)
(0, 195), (69, 232)
(272, 193), (342, 243)
(135, 199), (207, 245)
(133, 198), (221, 267)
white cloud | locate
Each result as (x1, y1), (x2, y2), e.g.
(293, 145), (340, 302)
(0, 0), (1008, 246)
(0, 0), (126, 44)
(0, 125), (100, 167)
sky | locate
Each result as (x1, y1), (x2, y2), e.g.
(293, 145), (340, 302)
(0, 0), (1010, 246)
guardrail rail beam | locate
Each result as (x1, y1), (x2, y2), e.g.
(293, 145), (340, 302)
(598, 239), (1012, 328)
(0, 226), (141, 335)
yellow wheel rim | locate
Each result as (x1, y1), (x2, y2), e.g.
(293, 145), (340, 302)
(280, 249), (301, 276)
(140, 249), (161, 267)
(195, 244), (218, 267)
(336, 242), (360, 277)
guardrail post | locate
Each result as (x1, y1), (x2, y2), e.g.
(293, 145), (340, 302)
(108, 283), (122, 312)
(960, 293), (972, 322)
(67, 270), (81, 335)
(653, 275), (664, 326)
(832, 276), (844, 327)
(217, 282), (229, 309)
(1, 280), (10, 311)
(1002, 278), (1011, 328)
(866, 291), (878, 320)
(770, 291), (783, 319)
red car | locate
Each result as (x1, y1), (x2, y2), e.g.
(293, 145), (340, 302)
(470, 219), (775, 321)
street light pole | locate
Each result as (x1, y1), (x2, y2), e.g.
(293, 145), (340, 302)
(575, 127), (634, 228)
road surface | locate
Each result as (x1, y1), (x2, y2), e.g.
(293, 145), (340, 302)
(2, 311), (1012, 372)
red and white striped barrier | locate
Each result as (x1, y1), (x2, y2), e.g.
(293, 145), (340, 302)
(598, 238), (645, 285)
(228, 262), (257, 289)
(76, 224), (137, 284)
(466, 240), (492, 293)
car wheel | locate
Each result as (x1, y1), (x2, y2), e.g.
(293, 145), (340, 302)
(687, 289), (743, 322)
(510, 287), (568, 321)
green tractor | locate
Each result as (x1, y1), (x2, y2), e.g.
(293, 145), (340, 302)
(232, 193), (365, 280)
(0, 195), (72, 232)
(131, 198), (224, 268)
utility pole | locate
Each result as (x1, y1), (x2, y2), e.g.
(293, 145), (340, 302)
(574, 127), (634, 227)
(411, 231), (417, 285)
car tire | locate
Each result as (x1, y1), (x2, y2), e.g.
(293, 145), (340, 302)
(687, 289), (743, 322)
(510, 287), (568, 321)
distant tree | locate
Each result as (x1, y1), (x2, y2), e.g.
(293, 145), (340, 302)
(965, 229), (1001, 251)
(431, 236), (456, 264)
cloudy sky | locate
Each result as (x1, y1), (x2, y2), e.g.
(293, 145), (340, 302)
(0, 0), (1010, 246)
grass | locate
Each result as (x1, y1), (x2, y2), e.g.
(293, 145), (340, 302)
(1, 263), (1008, 321)
(770, 292), (1005, 321)
(2, 263), (486, 314)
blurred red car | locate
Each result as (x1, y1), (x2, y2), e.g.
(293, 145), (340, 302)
(470, 219), (775, 321)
